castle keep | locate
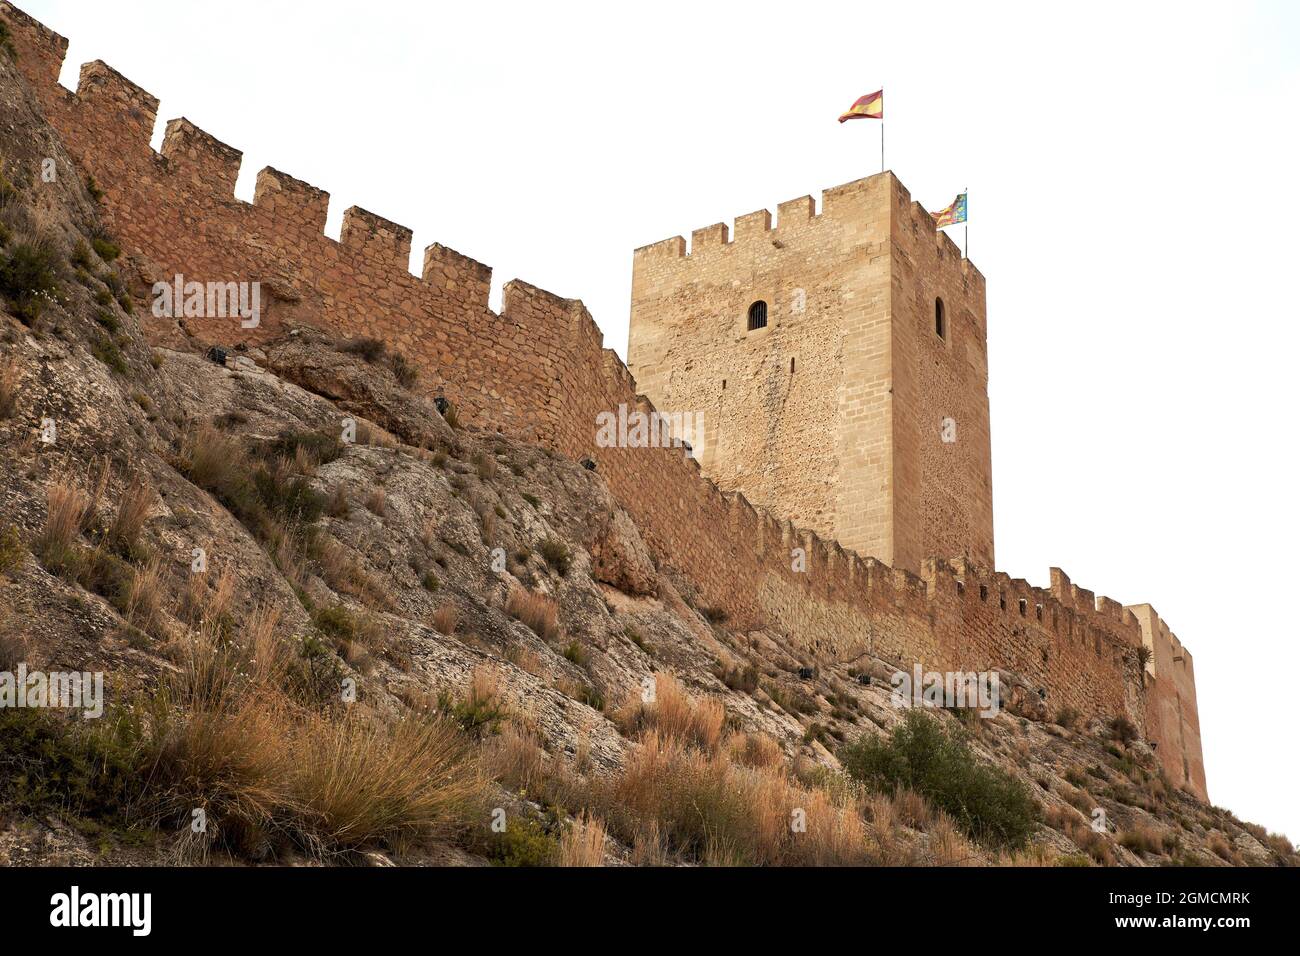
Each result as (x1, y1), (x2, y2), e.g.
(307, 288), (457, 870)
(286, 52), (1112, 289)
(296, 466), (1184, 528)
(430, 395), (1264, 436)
(630, 176), (993, 573)
(0, 2), (1207, 800)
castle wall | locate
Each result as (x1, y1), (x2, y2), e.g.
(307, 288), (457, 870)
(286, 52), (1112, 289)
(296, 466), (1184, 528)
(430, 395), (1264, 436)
(1128, 605), (1208, 798)
(0, 2), (1206, 801)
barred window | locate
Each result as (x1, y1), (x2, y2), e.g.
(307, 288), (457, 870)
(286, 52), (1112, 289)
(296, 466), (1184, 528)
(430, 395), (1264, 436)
(748, 301), (768, 331)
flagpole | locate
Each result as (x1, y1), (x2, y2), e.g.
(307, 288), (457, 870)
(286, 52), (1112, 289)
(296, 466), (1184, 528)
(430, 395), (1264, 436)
(964, 185), (968, 258)
(881, 123), (885, 173)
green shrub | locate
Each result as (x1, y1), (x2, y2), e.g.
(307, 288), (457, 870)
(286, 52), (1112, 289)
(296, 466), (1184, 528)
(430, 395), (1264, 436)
(90, 237), (120, 262)
(717, 663), (759, 693)
(92, 337), (128, 376)
(0, 524), (24, 575)
(562, 640), (588, 667)
(71, 240), (94, 270)
(310, 606), (361, 642)
(488, 817), (557, 867)
(0, 707), (140, 820)
(0, 240), (61, 324)
(840, 709), (1040, 849)
(438, 689), (506, 737)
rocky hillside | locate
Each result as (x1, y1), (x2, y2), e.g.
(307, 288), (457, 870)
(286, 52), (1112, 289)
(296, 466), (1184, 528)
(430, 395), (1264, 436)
(0, 41), (1294, 868)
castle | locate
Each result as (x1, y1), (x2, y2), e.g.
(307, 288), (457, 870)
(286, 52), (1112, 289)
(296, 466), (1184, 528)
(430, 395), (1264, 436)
(0, 2), (1207, 800)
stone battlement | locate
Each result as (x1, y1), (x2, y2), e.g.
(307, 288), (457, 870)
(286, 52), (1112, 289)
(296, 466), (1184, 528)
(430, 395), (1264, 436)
(0, 2), (1206, 800)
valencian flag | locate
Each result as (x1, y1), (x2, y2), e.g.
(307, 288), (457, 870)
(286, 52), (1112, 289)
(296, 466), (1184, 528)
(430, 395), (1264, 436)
(838, 90), (883, 123)
(932, 192), (967, 228)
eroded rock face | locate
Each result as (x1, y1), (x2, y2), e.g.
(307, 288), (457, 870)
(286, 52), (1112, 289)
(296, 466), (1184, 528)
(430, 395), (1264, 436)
(262, 329), (456, 452)
(588, 508), (657, 598)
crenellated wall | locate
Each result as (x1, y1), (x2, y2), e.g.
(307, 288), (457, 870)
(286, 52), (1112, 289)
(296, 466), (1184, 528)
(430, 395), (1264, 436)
(629, 174), (994, 574)
(0, 2), (1207, 800)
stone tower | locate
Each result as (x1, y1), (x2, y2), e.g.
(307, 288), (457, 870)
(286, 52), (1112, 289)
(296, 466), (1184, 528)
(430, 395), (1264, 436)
(629, 171), (993, 573)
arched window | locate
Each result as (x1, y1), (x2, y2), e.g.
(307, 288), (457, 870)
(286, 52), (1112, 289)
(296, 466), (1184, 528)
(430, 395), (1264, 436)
(935, 297), (947, 340)
(748, 301), (768, 331)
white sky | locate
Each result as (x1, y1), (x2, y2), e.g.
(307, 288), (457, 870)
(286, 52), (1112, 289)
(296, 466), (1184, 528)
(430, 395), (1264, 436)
(25, 0), (1300, 842)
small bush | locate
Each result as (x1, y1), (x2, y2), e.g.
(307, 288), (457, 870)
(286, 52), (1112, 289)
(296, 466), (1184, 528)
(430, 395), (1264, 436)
(1053, 705), (1081, 730)
(489, 817), (557, 867)
(91, 237), (120, 262)
(718, 662), (759, 693)
(92, 337), (128, 376)
(340, 337), (386, 362)
(563, 640), (589, 667)
(387, 351), (417, 388)
(440, 668), (506, 735)
(538, 538), (570, 576)
(840, 709), (1040, 849)
(0, 708), (138, 820)
(0, 524), (25, 576)
(1107, 714), (1139, 746)
(0, 239), (62, 324)
(701, 607), (729, 626)
(270, 430), (344, 468)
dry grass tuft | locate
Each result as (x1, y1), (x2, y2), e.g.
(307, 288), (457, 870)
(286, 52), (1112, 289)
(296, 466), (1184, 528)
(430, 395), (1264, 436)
(0, 359), (19, 419)
(595, 731), (869, 866)
(557, 812), (607, 867)
(109, 478), (154, 552)
(431, 603), (459, 635)
(33, 479), (92, 564)
(144, 614), (483, 860)
(928, 813), (980, 866)
(124, 552), (166, 637)
(482, 725), (546, 794)
(506, 587), (559, 642)
(615, 673), (724, 754)
(726, 731), (784, 769)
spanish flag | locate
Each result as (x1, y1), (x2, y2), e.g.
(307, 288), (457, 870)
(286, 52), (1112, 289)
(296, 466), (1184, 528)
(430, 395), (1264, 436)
(932, 192), (968, 228)
(838, 90), (883, 123)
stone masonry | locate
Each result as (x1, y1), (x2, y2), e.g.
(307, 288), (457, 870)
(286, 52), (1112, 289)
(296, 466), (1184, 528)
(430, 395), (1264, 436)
(630, 176), (994, 575)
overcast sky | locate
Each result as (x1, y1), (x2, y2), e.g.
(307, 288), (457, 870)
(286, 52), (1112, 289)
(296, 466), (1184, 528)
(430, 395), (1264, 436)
(25, 0), (1300, 841)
